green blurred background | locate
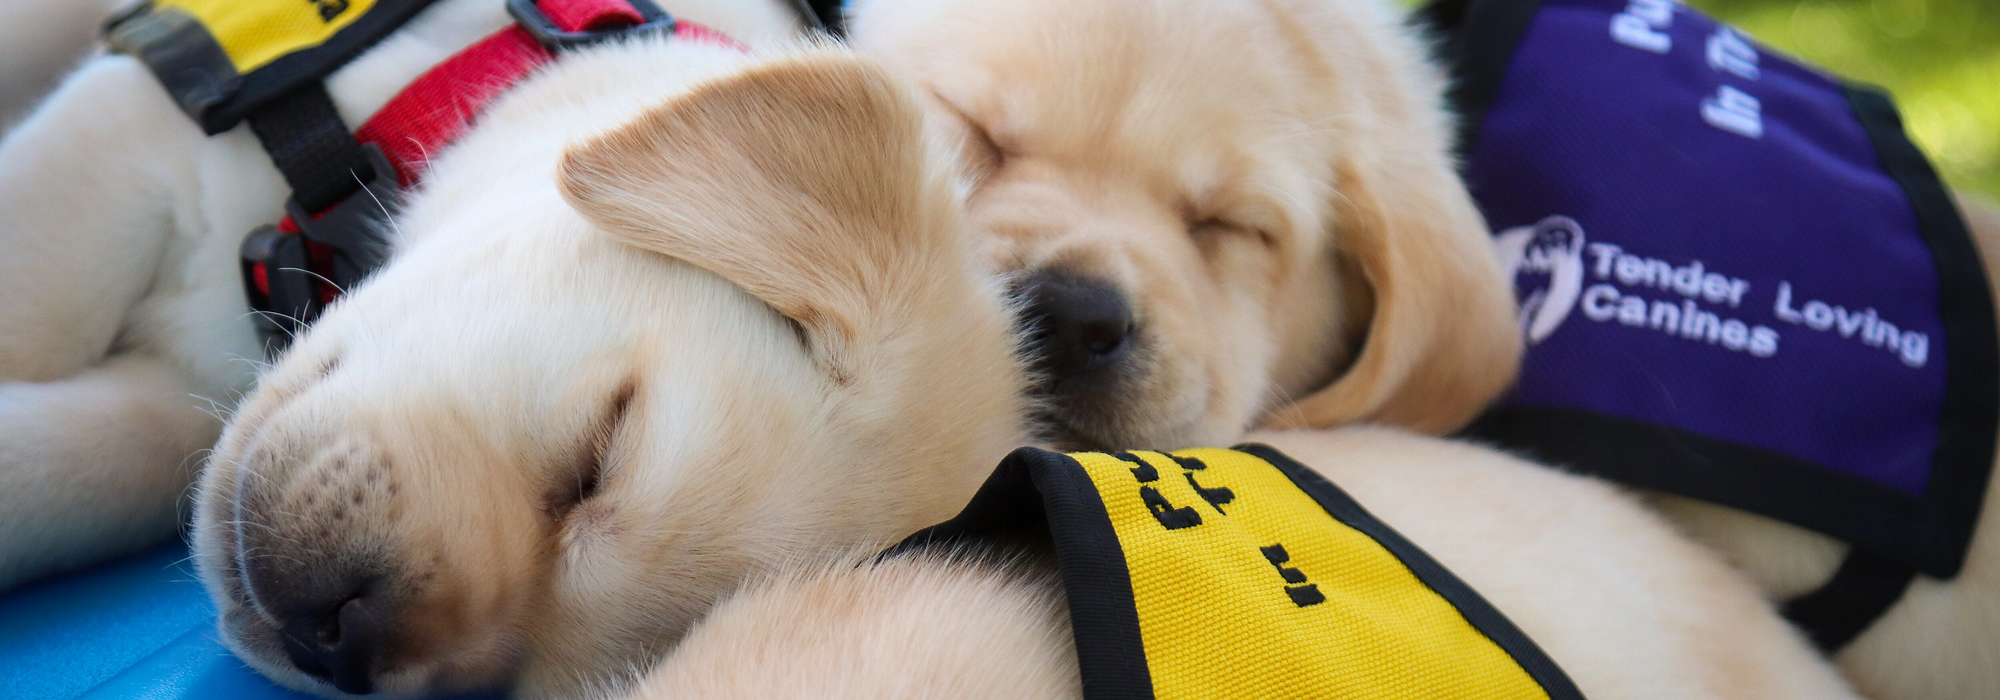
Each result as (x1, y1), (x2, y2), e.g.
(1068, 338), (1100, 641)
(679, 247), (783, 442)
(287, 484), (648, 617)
(1688, 0), (1997, 202)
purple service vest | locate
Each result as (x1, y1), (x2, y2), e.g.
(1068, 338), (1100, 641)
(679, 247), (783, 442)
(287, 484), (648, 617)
(1432, 0), (1997, 644)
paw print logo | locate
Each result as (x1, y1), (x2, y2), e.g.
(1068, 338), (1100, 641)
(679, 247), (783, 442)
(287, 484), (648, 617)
(1494, 216), (1588, 344)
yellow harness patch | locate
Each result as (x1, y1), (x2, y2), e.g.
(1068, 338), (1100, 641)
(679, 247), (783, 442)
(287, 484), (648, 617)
(894, 445), (1583, 700)
(153, 0), (379, 74)
(107, 0), (442, 133)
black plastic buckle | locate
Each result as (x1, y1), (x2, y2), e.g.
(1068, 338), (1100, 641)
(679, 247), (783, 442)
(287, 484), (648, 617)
(507, 0), (675, 52)
(241, 143), (401, 355)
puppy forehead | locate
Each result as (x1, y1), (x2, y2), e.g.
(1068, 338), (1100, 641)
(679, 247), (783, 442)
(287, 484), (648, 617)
(921, 15), (1328, 206)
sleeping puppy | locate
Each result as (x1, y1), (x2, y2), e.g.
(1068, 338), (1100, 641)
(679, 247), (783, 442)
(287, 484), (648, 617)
(0, 0), (802, 592)
(851, 0), (2000, 698)
(611, 429), (1866, 700)
(190, 44), (1029, 699)
(191, 17), (1861, 700)
(848, 0), (1521, 449)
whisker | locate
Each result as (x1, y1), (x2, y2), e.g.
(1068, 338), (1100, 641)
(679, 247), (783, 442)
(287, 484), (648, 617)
(276, 266), (346, 299)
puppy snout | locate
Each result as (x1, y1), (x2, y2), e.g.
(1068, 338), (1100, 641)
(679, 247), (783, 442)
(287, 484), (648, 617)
(281, 585), (388, 695)
(1014, 270), (1135, 391)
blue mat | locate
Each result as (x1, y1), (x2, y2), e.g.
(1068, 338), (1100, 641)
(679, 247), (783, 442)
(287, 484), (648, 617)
(0, 542), (317, 699)
(0, 542), (499, 700)
(0, 542), (329, 699)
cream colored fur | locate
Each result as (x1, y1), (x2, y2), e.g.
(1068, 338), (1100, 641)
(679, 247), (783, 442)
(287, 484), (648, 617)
(847, 0), (2000, 695)
(614, 554), (1080, 700)
(191, 44), (1028, 699)
(0, 0), (801, 592)
(177, 22), (1863, 699)
(849, 0), (1521, 449)
(613, 428), (1864, 700)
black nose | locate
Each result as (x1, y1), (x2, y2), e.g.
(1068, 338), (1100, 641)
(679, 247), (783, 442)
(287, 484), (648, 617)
(1014, 271), (1135, 391)
(281, 587), (386, 695)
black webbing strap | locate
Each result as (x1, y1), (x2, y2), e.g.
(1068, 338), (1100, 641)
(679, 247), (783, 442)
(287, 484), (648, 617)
(245, 83), (375, 213)
(1781, 549), (1918, 651)
(795, 0), (844, 36)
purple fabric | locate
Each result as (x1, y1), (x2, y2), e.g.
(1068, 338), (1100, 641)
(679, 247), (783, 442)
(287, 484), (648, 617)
(1469, 0), (1944, 494)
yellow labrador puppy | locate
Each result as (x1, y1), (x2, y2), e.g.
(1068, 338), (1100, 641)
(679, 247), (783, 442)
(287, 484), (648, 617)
(191, 44), (1025, 699)
(0, 0), (803, 593)
(848, 0), (1521, 449)
(196, 29), (1855, 700)
(613, 429), (1865, 700)
(851, 0), (2000, 697)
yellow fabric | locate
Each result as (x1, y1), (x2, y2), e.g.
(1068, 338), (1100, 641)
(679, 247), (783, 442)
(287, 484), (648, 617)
(1073, 449), (1550, 700)
(154, 0), (379, 73)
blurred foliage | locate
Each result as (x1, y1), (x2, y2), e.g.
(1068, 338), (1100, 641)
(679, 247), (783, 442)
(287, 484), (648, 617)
(1686, 0), (1998, 201)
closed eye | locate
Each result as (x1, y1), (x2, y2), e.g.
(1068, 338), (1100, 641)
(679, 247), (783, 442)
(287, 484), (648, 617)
(1184, 208), (1280, 252)
(1189, 217), (1277, 249)
(931, 89), (1005, 175)
(546, 381), (636, 517)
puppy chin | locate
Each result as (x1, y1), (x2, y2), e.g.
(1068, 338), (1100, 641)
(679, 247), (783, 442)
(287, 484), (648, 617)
(1032, 389), (1226, 452)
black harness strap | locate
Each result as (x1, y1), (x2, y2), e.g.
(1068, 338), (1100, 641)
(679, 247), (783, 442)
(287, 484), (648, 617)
(795, 0), (844, 35)
(245, 83), (375, 213)
(1781, 549), (1918, 652)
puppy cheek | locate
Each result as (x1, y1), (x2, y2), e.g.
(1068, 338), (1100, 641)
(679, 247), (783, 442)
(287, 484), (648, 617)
(1174, 242), (1286, 438)
(394, 503), (552, 670)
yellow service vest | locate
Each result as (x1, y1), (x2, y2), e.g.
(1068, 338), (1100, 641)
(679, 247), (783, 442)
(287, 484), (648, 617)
(106, 0), (444, 133)
(894, 446), (1584, 700)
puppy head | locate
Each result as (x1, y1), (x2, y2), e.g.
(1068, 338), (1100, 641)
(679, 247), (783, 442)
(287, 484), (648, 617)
(852, 0), (1519, 448)
(192, 47), (1025, 699)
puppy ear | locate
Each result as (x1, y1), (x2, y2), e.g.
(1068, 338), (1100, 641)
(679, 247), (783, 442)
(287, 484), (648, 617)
(559, 50), (956, 379)
(1269, 148), (1522, 434)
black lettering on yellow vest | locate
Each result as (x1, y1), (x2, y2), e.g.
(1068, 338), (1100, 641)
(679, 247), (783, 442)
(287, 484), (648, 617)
(1115, 451), (1159, 482)
(1116, 452), (1203, 529)
(1141, 486), (1202, 530)
(1170, 454), (1236, 513)
(1260, 544), (1327, 608)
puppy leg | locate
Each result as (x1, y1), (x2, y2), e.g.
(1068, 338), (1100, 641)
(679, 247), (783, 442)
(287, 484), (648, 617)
(0, 57), (224, 589)
(0, 353), (219, 589)
(0, 55), (203, 382)
(612, 555), (1080, 700)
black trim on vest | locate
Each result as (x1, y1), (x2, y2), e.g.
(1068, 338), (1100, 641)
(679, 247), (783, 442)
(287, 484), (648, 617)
(1234, 444), (1587, 700)
(1432, 0), (1998, 649)
(106, 0), (447, 135)
(1843, 84), (2000, 580)
(886, 448), (1155, 700)
(1781, 550), (1918, 652)
(1765, 83), (2000, 652)
(1426, 0), (1543, 161)
(103, 3), (241, 129)
(1462, 407), (1949, 570)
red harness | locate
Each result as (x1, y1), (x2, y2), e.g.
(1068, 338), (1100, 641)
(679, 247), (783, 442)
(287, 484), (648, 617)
(243, 0), (739, 351)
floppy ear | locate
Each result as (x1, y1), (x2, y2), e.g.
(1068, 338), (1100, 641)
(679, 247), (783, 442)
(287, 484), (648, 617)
(559, 50), (958, 380)
(1267, 145), (1522, 435)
